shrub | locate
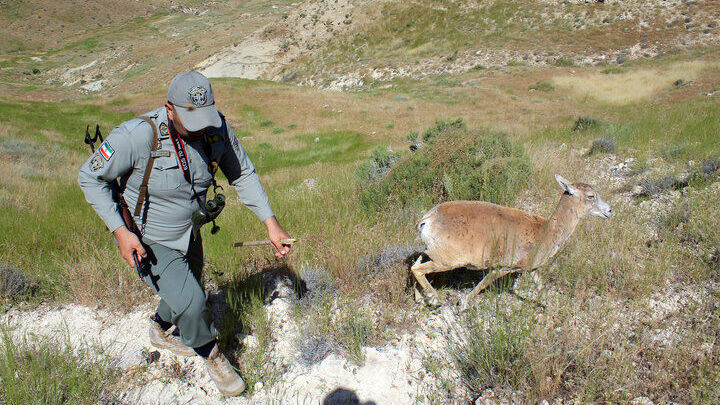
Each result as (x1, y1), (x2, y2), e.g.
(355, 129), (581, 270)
(686, 157), (720, 189)
(355, 145), (400, 182)
(700, 157), (720, 175)
(637, 175), (688, 197)
(554, 57), (575, 67)
(589, 138), (616, 155)
(420, 117), (466, 143)
(359, 119), (531, 209)
(601, 66), (628, 74)
(573, 116), (602, 131)
(528, 81), (554, 92)
(0, 264), (36, 300)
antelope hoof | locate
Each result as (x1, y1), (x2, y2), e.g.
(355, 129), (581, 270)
(413, 286), (424, 303)
(424, 294), (440, 308)
(458, 298), (471, 313)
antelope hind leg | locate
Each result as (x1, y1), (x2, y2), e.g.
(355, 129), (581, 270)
(411, 257), (444, 306)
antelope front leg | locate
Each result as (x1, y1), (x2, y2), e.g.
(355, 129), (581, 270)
(411, 257), (442, 306)
(459, 268), (513, 311)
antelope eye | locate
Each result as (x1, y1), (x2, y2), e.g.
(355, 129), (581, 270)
(587, 195), (595, 200)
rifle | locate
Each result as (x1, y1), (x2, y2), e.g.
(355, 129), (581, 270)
(84, 125), (159, 290)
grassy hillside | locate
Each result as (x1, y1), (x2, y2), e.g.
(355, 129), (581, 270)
(294, 0), (720, 86)
(1, 0), (720, 403)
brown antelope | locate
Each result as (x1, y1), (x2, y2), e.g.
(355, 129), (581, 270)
(411, 174), (611, 309)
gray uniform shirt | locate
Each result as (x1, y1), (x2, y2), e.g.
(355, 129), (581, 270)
(78, 107), (274, 253)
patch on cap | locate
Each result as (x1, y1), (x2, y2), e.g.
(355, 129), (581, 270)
(188, 86), (208, 107)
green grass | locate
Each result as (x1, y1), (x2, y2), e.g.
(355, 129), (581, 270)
(218, 268), (280, 394)
(0, 99), (136, 300)
(0, 99), (134, 150)
(0, 180), (117, 298)
(321, 0), (546, 62)
(532, 97), (720, 162)
(340, 306), (372, 365)
(248, 131), (373, 174)
(450, 292), (534, 394)
(528, 81), (555, 92)
(0, 329), (117, 404)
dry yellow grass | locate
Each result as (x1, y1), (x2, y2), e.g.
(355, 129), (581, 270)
(552, 61), (717, 105)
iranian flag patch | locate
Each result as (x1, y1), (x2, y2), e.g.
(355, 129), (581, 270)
(99, 141), (115, 161)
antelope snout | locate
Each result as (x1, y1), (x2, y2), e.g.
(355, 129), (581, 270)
(592, 197), (612, 218)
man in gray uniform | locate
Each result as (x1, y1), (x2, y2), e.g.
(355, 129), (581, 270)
(78, 71), (291, 396)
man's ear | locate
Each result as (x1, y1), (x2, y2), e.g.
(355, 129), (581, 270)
(555, 174), (578, 195)
(164, 102), (175, 120)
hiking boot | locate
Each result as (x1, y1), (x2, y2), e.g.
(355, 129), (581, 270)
(203, 344), (246, 396)
(148, 320), (196, 357)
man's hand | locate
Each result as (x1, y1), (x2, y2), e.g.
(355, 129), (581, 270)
(263, 216), (292, 258)
(113, 226), (147, 267)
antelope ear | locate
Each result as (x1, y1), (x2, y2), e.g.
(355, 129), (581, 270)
(555, 174), (577, 195)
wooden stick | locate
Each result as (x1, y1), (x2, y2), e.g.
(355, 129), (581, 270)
(232, 238), (297, 248)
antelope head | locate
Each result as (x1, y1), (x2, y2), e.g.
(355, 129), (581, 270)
(555, 174), (612, 219)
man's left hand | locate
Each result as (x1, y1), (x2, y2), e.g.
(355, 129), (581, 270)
(263, 216), (292, 258)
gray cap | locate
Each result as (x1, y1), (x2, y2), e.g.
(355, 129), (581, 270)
(168, 71), (222, 132)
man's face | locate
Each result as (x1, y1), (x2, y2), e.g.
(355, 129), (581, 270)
(165, 103), (208, 139)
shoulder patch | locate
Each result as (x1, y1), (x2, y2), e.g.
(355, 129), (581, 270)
(90, 154), (104, 171)
(159, 122), (168, 137)
(99, 141), (115, 161)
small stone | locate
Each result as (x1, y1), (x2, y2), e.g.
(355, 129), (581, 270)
(616, 55), (627, 64)
(631, 397), (654, 405)
(254, 381), (264, 391)
(242, 335), (259, 349)
(302, 178), (317, 189)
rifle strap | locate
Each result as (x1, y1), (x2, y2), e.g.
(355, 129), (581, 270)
(134, 116), (160, 217)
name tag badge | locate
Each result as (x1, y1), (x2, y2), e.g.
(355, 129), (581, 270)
(151, 150), (171, 158)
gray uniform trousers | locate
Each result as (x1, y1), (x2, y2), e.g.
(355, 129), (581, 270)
(140, 234), (216, 349)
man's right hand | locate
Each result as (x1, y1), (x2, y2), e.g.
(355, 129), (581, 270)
(113, 226), (147, 268)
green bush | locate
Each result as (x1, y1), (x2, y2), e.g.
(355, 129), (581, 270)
(528, 81), (555, 92)
(355, 145), (400, 182)
(573, 116), (602, 131)
(359, 118), (531, 209)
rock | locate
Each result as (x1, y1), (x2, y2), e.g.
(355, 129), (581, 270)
(243, 334), (260, 349)
(281, 72), (299, 82)
(81, 80), (104, 92)
(302, 178), (317, 190)
(617, 55), (627, 64)
(631, 397), (654, 405)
